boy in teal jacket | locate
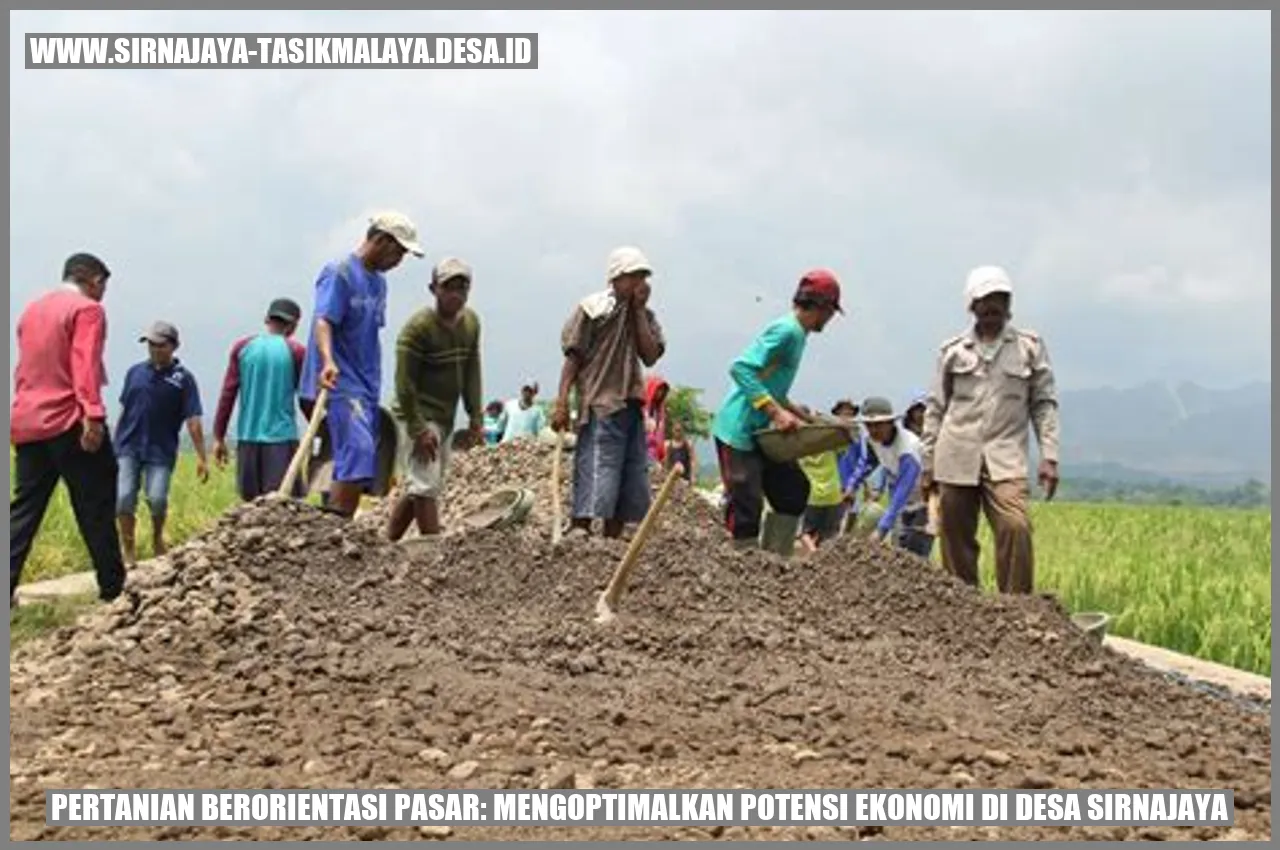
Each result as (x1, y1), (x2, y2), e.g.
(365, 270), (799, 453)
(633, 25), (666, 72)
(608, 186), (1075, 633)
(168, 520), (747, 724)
(711, 269), (844, 555)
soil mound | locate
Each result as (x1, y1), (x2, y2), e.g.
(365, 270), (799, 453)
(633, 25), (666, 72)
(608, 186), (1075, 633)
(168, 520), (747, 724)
(9, 442), (1271, 841)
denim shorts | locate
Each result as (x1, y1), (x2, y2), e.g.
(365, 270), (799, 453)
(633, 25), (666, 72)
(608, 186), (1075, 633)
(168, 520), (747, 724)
(116, 455), (175, 519)
(571, 402), (651, 524)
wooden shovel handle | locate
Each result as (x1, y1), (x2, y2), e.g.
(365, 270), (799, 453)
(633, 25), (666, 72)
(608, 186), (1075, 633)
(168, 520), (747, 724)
(278, 388), (329, 497)
(600, 463), (684, 610)
(550, 431), (564, 546)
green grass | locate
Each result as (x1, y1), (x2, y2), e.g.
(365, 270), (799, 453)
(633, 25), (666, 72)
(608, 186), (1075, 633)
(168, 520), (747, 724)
(9, 592), (97, 649)
(981, 502), (1271, 677)
(10, 456), (1272, 676)
(12, 454), (241, 584)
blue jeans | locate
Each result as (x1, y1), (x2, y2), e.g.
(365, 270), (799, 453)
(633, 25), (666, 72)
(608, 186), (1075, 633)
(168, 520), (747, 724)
(116, 455), (175, 519)
(572, 402), (651, 524)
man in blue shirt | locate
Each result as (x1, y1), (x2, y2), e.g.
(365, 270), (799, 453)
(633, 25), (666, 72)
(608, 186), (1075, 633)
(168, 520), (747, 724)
(710, 269), (844, 555)
(845, 396), (933, 557)
(115, 320), (208, 564)
(299, 211), (424, 518)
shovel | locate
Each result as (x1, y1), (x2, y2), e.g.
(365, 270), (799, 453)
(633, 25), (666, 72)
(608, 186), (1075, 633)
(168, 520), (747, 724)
(550, 430), (565, 548)
(276, 387), (330, 499)
(594, 462), (684, 625)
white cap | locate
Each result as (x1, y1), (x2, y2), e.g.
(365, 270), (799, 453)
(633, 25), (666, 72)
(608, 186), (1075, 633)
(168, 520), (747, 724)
(432, 256), (472, 284)
(369, 211), (425, 257)
(606, 246), (653, 282)
(964, 265), (1013, 308)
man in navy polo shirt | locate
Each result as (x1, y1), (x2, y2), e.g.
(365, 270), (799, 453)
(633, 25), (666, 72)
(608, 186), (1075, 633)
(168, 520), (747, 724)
(115, 320), (209, 564)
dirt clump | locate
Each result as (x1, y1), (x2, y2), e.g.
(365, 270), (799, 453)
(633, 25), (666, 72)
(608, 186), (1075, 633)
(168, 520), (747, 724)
(9, 442), (1271, 841)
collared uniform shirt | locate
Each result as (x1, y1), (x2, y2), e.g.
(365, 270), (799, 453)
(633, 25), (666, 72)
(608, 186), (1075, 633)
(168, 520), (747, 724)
(921, 324), (1060, 486)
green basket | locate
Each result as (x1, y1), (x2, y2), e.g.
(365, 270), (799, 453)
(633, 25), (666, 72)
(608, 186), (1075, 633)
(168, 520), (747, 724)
(755, 417), (857, 463)
(460, 488), (536, 532)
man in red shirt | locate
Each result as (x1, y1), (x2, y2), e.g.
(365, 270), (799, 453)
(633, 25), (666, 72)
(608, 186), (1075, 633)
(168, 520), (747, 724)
(10, 253), (130, 609)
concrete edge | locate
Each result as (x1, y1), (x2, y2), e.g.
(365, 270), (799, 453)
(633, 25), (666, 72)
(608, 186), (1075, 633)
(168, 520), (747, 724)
(1104, 635), (1271, 702)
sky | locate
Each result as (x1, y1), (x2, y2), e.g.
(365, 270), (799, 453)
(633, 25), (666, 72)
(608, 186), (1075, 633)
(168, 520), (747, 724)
(8, 10), (1272, 429)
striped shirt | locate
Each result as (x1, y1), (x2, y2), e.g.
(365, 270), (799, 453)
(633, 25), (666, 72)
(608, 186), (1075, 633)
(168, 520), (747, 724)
(391, 307), (483, 439)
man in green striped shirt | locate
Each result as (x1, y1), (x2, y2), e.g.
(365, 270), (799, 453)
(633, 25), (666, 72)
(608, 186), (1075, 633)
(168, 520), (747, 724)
(386, 257), (484, 541)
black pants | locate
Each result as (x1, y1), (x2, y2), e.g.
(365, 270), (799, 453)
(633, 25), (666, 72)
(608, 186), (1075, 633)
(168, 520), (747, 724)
(715, 439), (810, 541)
(10, 425), (126, 602)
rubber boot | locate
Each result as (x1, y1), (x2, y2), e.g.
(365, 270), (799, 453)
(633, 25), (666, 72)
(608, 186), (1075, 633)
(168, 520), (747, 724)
(761, 512), (801, 558)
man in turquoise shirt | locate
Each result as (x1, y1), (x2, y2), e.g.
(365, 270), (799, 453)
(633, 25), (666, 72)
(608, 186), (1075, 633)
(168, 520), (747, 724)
(213, 298), (307, 501)
(712, 269), (844, 555)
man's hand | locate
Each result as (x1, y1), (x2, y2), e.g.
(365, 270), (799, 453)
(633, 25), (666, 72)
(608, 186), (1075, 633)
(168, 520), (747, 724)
(466, 421), (485, 451)
(319, 359), (339, 391)
(1038, 459), (1060, 501)
(769, 406), (803, 433)
(550, 399), (572, 433)
(80, 418), (105, 453)
(632, 279), (651, 308)
(213, 439), (229, 468)
(414, 429), (440, 463)
(196, 457), (210, 483)
(920, 470), (936, 497)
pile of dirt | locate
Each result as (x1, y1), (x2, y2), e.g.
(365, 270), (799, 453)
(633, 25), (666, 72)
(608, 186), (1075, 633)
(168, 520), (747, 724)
(9, 445), (1272, 842)
(359, 438), (725, 539)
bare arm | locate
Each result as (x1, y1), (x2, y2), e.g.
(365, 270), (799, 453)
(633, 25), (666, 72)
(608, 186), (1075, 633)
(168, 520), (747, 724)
(632, 306), (665, 367)
(314, 318), (336, 370)
(187, 418), (208, 465)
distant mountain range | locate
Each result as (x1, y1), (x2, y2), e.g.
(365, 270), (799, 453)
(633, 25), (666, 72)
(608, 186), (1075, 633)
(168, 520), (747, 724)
(1056, 381), (1271, 487)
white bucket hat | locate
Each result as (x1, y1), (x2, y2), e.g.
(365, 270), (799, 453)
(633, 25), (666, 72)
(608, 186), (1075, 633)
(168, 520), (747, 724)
(964, 265), (1013, 308)
(606, 246), (653, 282)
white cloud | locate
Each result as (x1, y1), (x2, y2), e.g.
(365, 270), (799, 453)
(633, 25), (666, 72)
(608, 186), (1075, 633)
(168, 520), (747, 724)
(8, 9), (1271, 416)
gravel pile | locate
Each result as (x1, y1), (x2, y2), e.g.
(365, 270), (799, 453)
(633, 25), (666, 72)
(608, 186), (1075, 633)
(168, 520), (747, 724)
(8, 445), (1271, 841)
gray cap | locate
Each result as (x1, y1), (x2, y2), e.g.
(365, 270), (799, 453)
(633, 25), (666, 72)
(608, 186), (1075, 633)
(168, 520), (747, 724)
(139, 320), (179, 346)
(858, 396), (897, 424)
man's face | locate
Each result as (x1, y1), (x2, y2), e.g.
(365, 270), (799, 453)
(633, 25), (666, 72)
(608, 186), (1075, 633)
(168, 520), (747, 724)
(372, 234), (409, 272)
(972, 292), (1011, 333)
(867, 421), (894, 443)
(433, 275), (470, 317)
(85, 273), (108, 302)
(521, 386), (536, 406)
(833, 404), (857, 420)
(148, 339), (176, 367)
(611, 271), (648, 300)
(810, 303), (837, 333)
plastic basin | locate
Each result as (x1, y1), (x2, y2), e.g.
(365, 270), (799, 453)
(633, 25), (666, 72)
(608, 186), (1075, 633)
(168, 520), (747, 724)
(1071, 612), (1111, 644)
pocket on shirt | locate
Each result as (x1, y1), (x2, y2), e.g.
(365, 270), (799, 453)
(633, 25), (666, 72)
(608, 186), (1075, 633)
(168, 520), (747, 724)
(1001, 361), (1032, 401)
(949, 354), (982, 400)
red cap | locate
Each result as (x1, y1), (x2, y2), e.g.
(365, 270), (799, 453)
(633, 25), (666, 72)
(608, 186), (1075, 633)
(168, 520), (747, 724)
(796, 268), (843, 313)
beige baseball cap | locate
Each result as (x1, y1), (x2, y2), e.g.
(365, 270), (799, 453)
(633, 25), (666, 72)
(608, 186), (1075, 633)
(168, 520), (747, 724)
(369, 211), (425, 257)
(432, 257), (472, 285)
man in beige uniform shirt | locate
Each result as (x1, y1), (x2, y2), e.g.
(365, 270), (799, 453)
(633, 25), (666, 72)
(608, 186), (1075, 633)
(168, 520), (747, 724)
(920, 265), (1061, 594)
